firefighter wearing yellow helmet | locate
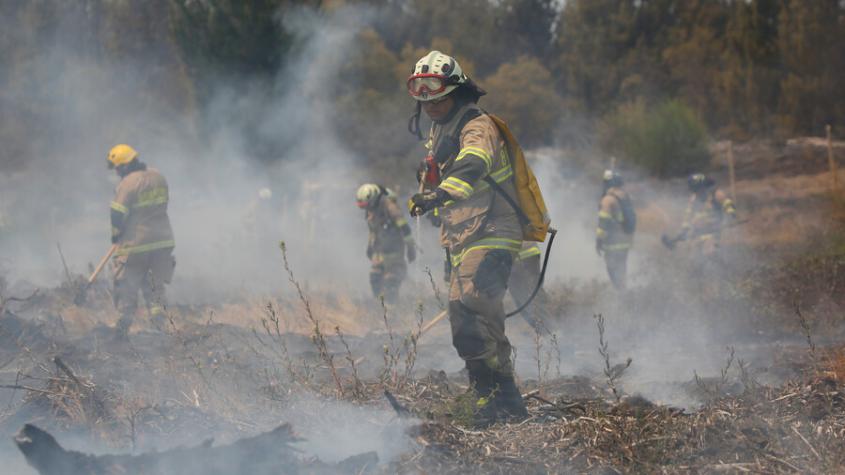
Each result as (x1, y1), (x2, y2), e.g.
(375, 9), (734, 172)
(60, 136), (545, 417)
(357, 184), (415, 304)
(406, 50), (528, 425)
(107, 144), (175, 339)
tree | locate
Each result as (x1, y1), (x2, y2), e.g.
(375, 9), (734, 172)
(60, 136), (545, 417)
(777, 0), (845, 135)
(482, 56), (563, 147)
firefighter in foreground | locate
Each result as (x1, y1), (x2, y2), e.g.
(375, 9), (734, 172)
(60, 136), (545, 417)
(107, 144), (175, 339)
(357, 184), (415, 304)
(595, 170), (635, 290)
(407, 50), (543, 424)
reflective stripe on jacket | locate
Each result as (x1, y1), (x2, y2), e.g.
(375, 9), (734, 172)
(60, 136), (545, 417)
(682, 189), (736, 239)
(367, 196), (411, 256)
(596, 188), (631, 252)
(112, 168), (174, 256)
(427, 103), (523, 266)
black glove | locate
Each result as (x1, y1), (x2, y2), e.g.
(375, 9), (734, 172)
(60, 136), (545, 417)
(406, 245), (416, 263)
(409, 189), (448, 217)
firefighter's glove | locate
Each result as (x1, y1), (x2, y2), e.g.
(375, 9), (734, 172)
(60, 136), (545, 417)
(406, 245), (416, 263)
(595, 240), (603, 256)
(409, 189), (448, 217)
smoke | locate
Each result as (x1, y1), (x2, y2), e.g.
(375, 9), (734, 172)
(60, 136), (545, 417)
(0, 6), (388, 303)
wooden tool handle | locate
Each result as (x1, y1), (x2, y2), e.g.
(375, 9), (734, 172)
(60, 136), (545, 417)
(420, 309), (448, 336)
(87, 244), (118, 285)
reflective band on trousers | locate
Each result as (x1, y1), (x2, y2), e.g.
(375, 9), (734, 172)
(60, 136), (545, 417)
(450, 237), (522, 267)
(114, 239), (175, 256)
(517, 245), (541, 260)
(602, 243), (631, 252)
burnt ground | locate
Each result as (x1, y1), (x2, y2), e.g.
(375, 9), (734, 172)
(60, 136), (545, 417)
(1, 239), (845, 474)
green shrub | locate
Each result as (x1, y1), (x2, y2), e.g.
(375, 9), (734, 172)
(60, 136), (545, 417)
(600, 99), (710, 177)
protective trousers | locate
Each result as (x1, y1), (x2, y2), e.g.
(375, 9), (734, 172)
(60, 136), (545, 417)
(604, 250), (628, 291)
(112, 247), (175, 332)
(507, 255), (551, 332)
(369, 252), (407, 304)
(448, 247), (514, 375)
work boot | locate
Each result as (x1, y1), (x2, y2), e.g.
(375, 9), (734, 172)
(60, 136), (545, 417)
(466, 361), (499, 428)
(493, 372), (529, 421)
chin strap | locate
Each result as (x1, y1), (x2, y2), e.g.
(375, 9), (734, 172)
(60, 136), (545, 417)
(407, 102), (423, 140)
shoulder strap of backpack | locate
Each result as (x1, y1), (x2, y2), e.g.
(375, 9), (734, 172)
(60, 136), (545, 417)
(483, 176), (530, 227)
(433, 108), (483, 164)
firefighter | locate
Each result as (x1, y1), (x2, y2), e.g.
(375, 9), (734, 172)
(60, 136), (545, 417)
(508, 243), (552, 333)
(595, 170), (634, 291)
(681, 173), (737, 259)
(407, 50), (528, 424)
(357, 184), (415, 304)
(107, 144), (175, 339)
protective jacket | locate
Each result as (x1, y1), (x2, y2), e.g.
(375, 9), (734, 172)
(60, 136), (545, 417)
(367, 194), (413, 259)
(682, 189), (736, 240)
(596, 187), (632, 253)
(111, 165), (175, 256)
(426, 103), (523, 267)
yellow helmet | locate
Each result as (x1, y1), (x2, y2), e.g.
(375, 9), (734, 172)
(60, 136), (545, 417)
(107, 144), (138, 169)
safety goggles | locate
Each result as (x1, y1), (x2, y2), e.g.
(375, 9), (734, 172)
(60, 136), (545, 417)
(407, 74), (453, 98)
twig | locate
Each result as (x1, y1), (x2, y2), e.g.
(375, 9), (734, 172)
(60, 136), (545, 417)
(56, 242), (73, 285)
(791, 425), (821, 460)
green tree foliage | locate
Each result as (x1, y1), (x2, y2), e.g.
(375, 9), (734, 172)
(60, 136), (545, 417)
(600, 99), (709, 178)
(482, 56), (563, 147)
(3, 0), (845, 178)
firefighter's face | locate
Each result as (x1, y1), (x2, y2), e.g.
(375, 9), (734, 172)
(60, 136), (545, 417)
(421, 95), (455, 122)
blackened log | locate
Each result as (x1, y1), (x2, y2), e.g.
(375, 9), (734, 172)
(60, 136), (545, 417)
(15, 423), (378, 475)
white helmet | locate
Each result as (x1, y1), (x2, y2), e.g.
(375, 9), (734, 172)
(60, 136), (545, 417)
(407, 51), (467, 102)
(356, 184), (383, 209)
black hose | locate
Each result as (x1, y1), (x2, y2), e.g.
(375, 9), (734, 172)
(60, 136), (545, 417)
(506, 228), (557, 317)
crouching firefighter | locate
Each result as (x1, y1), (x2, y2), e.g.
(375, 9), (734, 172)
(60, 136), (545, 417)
(107, 144), (175, 339)
(356, 184), (416, 304)
(406, 51), (552, 425)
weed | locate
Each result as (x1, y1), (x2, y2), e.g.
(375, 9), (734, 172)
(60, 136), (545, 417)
(594, 314), (630, 403)
(335, 325), (364, 399)
(279, 241), (343, 396)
